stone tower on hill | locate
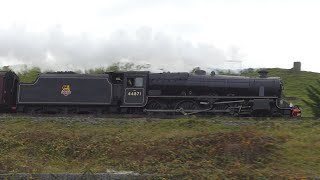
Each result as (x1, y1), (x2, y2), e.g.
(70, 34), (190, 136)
(292, 61), (301, 72)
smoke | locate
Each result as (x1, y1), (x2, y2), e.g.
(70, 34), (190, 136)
(0, 26), (228, 72)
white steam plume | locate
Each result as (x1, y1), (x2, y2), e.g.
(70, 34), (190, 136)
(0, 26), (227, 72)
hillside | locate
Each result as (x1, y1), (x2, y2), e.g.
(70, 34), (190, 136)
(241, 68), (320, 117)
(0, 116), (320, 178)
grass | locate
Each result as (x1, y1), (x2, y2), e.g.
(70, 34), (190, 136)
(1, 116), (320, 178)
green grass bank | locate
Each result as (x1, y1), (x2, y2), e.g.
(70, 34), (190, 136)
(0, 115), (320, 179)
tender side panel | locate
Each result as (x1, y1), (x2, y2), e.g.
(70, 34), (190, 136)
(18, 77), (112, 104)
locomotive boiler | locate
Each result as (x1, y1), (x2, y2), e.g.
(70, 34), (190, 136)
(145, 70), (294, 116)
(148, 70), (281, 97)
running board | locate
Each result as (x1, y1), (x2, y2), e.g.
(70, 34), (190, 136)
(148, 95), (278, 99)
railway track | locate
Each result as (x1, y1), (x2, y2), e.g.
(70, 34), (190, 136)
(0, 113), (316, 121)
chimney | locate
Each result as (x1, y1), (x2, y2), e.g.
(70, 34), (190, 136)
(258, 70), (268, 78)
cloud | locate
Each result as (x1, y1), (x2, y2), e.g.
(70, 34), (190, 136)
(0, 25), (227, 72)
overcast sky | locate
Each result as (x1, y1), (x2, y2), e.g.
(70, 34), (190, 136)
(0, 0), (319, 72)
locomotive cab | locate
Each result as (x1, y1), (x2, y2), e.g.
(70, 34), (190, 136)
(108, 71), (148, 108)
(0, 71), (19, 112)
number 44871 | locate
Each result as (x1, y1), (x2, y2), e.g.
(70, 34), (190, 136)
(128, 91), (142, 96)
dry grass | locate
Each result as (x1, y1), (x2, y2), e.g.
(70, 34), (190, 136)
(0, 116), (320, 178)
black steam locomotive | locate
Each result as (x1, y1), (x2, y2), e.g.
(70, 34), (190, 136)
(0, 70), (300, 117)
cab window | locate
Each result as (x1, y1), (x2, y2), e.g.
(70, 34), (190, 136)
(127, 78), (134, 87)
(134, 77), (143, 87)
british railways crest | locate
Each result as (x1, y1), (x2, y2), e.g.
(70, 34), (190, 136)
(61, 85), (71, 96)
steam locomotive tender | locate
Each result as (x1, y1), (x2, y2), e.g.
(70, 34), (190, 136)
(0, 71), (18, 112)
(0, 70), (300, 117)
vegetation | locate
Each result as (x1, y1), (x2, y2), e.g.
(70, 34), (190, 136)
(303, 80), (320, 117)
(6, 62), (151, 83)
(1, 64), (320, 177)
(16, 67), (41, 83)
(0, 116), (319, 178)
(84, 62), (151, 74)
